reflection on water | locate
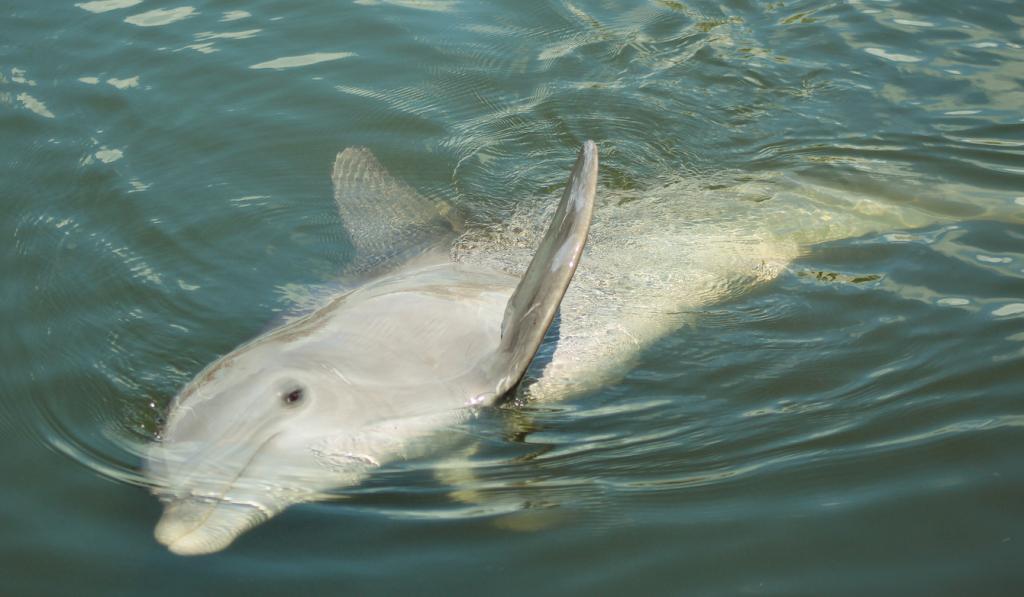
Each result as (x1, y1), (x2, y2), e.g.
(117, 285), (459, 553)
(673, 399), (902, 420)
(3, 0), (1024, 593)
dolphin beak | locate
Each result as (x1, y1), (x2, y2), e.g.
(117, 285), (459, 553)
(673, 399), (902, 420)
(154, 498), (268, 556)
(150, 430), (285, 555)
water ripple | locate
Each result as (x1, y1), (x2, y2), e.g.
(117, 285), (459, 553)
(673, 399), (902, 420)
(125, 6), (197, 27)
(4, 0), (1024, 590)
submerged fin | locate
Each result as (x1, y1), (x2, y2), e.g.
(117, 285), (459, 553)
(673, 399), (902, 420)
(331, 148), (463, 269)
(485, 140), (599, 400)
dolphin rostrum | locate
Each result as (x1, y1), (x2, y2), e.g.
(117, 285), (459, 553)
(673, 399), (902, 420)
(146, 141), (598, 555)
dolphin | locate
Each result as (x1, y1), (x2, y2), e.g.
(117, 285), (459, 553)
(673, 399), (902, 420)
(147, 135), (1008, 555)
(147, 141), (598, 555)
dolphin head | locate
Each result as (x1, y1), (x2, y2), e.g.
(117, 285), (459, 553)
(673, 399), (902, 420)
(143, 276), (506, 556)
(147, 336), (375, 556)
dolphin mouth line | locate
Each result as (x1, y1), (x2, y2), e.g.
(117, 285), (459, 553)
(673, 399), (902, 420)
(157, 432), (281, 552)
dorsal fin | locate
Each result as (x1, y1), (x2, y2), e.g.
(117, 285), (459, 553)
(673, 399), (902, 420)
(331, 148), (463, 269)
(485, 140), (598, 400)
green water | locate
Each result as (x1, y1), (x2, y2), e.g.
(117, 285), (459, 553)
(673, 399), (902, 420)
(3, 0), (1024, 594)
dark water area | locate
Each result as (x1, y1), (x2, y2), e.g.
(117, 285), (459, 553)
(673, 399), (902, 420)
(3, 0), (1023, 594)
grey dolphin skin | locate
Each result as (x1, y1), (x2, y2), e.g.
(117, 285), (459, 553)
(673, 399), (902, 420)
(146, 142), (598, 555)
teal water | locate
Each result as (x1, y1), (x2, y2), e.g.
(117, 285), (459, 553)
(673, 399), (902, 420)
(3, 0), (1024, 594)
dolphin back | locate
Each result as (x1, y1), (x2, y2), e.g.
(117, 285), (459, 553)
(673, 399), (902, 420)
(485, 140), (598, 400)
(331, 147), (463, 271)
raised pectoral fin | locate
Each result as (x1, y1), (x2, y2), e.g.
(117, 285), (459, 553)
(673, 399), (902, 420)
(485, 140), (598, 399)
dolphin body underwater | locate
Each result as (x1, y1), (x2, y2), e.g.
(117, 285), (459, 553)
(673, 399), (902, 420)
(146, 138), (963, 555)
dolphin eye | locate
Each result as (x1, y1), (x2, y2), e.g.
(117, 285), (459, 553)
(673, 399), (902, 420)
(282, 388), (304, 406)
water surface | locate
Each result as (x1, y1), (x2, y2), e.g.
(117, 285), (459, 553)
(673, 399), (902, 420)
(3, 0), (1023, 594)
